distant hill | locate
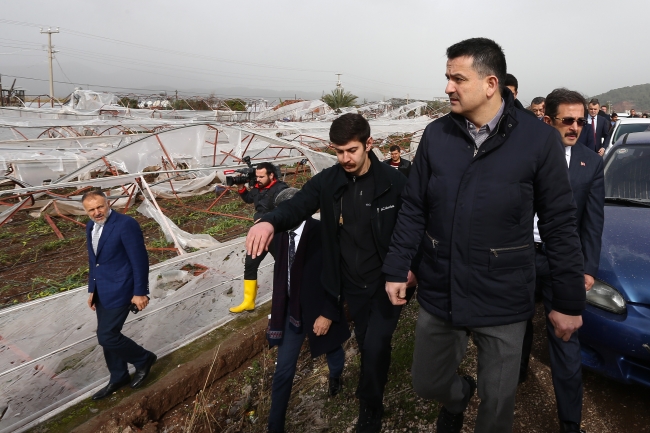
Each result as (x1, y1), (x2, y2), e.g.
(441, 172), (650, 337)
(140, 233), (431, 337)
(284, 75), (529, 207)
(591, 83), (650, 113)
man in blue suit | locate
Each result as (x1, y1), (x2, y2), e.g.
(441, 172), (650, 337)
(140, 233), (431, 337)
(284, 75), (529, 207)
(83, 190), (157, 400)
(520, 88), (605, 433)
(578, 99), (609, 156)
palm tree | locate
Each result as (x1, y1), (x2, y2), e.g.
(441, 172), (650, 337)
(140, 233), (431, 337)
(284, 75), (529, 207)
(322, 88), (358, 110)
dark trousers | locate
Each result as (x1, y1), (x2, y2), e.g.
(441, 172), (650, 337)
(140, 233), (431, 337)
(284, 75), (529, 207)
(243, 243), (275, 280)
(343, 278), (404, 408)
(95, 294), (152, 383)
(268, 313), (345, 431)
(521, 250), (583, 425)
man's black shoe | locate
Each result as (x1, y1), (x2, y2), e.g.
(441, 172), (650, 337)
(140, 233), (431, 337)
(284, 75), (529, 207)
(436, 375), (476, 433)
(560, 421), (585, 433)
(356, 400), (383, 433)
(130, 353), (157, 389)
(92, 377), (130, 400)
(329, 377), (342, 396)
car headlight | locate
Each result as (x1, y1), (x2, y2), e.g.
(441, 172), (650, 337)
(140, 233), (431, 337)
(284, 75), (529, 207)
(586, 280), (627, 314)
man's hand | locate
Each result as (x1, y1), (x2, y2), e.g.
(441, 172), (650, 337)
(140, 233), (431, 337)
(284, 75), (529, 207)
(406, 270), (418, 288)
(386, 281), (408, 306)
(131, 295), (149, 311)
(548, 310), (583, 342)
(313, 316), (332, 336)
(88, 293), (95, 311)
(598, 147), (605, 156)
(246, 222), (275, 259)
(584, 274), (595, 291)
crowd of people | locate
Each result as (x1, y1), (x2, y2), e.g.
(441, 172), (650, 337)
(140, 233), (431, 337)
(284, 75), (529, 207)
(82, 37), (612, 433)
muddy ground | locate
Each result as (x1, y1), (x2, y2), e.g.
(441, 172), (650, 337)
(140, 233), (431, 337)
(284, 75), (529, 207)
(33, 299), (650, 433)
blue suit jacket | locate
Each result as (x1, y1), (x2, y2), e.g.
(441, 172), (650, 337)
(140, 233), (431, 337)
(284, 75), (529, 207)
(568, 143), (605, 277)
(87, 211), (150, 309)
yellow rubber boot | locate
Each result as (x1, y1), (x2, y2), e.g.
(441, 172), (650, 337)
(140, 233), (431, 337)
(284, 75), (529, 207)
(229, 280), (258, 313)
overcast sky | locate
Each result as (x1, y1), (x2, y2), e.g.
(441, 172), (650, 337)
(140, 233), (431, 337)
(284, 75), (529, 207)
(1, 0), (649, 104)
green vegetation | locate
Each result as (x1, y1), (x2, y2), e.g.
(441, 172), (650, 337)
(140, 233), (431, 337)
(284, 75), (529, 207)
(28, 267), (89, 300)
(27, 218), (52, 235)
(39, 237), (78, 252)
(592, 83), (650, 112)
(225, 98), (247, 111)
(205, 218), (241, 236)
(322, 88), (358, 110)
(118, 97), (139, 108)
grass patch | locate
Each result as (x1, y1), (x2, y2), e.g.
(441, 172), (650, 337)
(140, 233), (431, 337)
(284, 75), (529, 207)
(27, 218), (52, 235)
(39, 237), (78, 252)
(28, 267), (89, 300)
(205, 218), (241, 236)
(212, 201), (244, 213)
(149, 237), (173, 248)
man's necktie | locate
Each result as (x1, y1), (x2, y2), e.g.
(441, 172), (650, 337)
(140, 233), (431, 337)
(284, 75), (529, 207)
(288, 231), (296, 295)
(92, 224), (103, 255)
(592, 116), (597, 144)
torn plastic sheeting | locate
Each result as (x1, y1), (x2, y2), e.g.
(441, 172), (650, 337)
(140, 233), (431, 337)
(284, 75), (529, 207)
(137, 198), (220, 250)
(66, 90), (120, 111)
(149, 171), (217, 199)
(50, 124), (209, 184)
(255, 100), (332, 122)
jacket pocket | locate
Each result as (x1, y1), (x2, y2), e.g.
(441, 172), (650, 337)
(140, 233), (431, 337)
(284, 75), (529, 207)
(488, 244), (530, 270)
(425, 231), (439, 262)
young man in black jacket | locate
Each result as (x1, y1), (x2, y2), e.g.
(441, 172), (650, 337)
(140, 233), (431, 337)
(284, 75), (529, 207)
(247, 113), (415, 433)
(384, 38), (585, 433)
(230, 162), (288, 313)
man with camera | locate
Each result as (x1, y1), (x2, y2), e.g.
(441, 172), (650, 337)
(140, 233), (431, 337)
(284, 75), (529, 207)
(229, 161), (288, 313)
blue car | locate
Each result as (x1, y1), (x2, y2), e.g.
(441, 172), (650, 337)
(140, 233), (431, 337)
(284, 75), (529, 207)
(579, 131), (650, 386)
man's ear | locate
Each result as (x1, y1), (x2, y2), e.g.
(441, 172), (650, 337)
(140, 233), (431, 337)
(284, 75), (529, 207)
(366, 137), (374, 151)
(486, 76), (499, 98)
(543, 116), (552, 126)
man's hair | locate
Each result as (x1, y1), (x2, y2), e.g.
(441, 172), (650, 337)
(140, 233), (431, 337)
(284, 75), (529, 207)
(446, 38), (507, 93)
(330, 113), (371, 145)
(588, 98), (600, 106)
(504, 73), (518, 91)
(611, 112), (618, 118)
(389, 144), (401, 153)
(81, 190), (107, 203)
(544, 88), (586, 119)
(256, 162), (278, 179)
(531, 96), (545, 105)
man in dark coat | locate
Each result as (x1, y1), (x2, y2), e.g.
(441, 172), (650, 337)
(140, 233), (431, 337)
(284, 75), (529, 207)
(267, 188), (350, 433)
(247, 113), (415, 433)
(383, 38), (585, 433)
(83, 191), (157, 400)
(383, 144), (411, 177)
(585, 98), (610, 156)
(520, 89), (605, 433)
(230, 162), (288, 313)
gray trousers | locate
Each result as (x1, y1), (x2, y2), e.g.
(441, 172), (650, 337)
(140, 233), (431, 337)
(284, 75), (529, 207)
(412, 307), (527, 433)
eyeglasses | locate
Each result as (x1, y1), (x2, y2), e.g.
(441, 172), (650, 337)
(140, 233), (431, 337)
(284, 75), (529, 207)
(553, 117), (587, 126)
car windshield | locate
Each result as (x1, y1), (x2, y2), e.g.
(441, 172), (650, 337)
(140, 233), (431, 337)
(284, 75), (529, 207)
(612, 123), (650, 143)
(604, 144), (650, 199)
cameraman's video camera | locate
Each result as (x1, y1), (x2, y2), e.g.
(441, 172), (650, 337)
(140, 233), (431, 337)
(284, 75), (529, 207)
(225, 156), (256, 187)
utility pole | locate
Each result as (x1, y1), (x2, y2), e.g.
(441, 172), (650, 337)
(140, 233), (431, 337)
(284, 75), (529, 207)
(40, 27), (59, 107)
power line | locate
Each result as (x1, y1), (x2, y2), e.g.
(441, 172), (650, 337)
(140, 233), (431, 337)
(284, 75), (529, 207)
(0, 19), (434, 93)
